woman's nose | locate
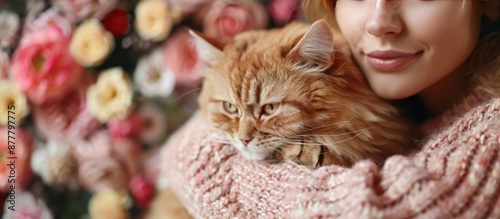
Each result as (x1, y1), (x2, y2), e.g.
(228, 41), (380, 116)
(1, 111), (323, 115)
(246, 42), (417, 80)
(365, 0), (403, 38)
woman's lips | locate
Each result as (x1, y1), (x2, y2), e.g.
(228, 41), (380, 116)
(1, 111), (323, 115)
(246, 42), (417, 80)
(365, 50), (422, 72)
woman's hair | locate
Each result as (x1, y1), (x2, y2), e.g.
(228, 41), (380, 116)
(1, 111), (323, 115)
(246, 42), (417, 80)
(469, 32), (500, 97)
(300, 0), (337, 28)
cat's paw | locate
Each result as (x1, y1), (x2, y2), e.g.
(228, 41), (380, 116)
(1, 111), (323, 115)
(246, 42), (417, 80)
(275, 141), (341, 168)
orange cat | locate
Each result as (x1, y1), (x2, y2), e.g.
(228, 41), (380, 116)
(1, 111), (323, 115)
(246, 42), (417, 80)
(191, 20), (415, 167)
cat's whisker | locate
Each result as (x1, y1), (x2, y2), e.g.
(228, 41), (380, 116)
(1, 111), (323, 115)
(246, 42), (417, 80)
(308, 129), (369, 147)
(301, 118), (356, 132)
(260, 137), (283, 143)
(208, 137), (233, 145)
(168, 87), (203, 104)
(295, 126), (378, 138)
(283, 142), (325, 146)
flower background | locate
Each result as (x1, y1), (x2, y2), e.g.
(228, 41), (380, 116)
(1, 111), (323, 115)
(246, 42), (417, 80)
(0, 0), (300, 218)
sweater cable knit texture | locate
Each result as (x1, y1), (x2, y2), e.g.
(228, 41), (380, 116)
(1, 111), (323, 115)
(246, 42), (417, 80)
(160, 91), (500, 218)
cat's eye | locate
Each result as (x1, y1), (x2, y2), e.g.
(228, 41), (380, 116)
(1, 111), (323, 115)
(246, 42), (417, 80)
(262, 103), (279, 115)
(222, 101), (238, 114)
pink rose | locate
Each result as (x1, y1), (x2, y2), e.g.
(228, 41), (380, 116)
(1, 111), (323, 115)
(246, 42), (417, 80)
(0, 127), (33, 192)
(12, 22), (83, 104)
(142, 148), (161, 185)
(52, 0), (119, 22)
(2, 191), (53, 219)
(31, 74), (100, 142)
(73, 131), (141, 193)
(203, 0), (268, 41)
(267, 0), (300, 25)
(108, 112), (144, 138)
(163, 28), (205, 86)
(129, 174), (154, 209)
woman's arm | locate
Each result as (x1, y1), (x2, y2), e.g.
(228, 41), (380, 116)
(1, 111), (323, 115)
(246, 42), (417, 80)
(159, 96), (500, 218)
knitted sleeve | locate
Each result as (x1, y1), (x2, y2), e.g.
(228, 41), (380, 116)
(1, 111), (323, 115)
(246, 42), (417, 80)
(159, 95), (500, 218)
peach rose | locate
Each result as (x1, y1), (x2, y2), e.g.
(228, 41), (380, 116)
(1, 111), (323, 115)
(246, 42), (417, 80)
(267, 0), (300, 25)
(0, 51), (10, 79)
(72, 131), (112, 162)
(134, 0), (175, 42)
(73, 131), (141, 193)
(134, 49), (176, 98)
(88, 189), (131, 219)
(52, 0), (118, 22)
(12, 22), (83, 104)
(0, 80), (30, 126)
(70, 18), (115, 67)
(0, 127), (33, 192)
(86, 67), (134, 122)
(203, 0), (268, 41)
(163, 28), (205, 86)
(31, 74), (100, 142)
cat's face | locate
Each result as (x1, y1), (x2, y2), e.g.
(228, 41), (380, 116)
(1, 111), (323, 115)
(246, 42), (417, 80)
(201, 58), (335, 161)
(193, 21), (361, 161)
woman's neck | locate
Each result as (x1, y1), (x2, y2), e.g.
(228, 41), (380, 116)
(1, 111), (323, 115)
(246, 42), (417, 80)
(418, 66), (469, 117)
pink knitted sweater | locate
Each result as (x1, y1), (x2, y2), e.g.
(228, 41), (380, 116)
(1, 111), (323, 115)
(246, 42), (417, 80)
(160, 91), (500, 218)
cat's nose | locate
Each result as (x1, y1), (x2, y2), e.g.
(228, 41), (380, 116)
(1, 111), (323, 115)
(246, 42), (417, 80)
(240, 138), (252, 146)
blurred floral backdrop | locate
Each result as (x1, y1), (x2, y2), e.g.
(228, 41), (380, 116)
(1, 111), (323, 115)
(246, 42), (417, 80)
(0, 0), (301, 218)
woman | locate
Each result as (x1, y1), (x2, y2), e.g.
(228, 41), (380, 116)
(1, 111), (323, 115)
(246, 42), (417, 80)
(155, 0), (500, 218)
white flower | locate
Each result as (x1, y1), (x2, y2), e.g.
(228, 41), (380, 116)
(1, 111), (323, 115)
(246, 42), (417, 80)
(0, 11), (20, 49)
(87, 67), (134, 122)
(3, 191), (54, 219)
(134, 50), (176, 98)
(0, 80), (29, 126)
(70, 18), (115, 67)
(134, 0), (174, 42)
(22, 8), (73, 37)
(52, 0), (119, 22)
(0, 51), (10, 79)
(31, 141), (78, 187)
(26, 0), (47, 20)
(166, 0), (214, 17)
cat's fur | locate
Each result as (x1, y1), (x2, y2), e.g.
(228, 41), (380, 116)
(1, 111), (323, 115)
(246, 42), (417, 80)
(192, 20), (415, 167)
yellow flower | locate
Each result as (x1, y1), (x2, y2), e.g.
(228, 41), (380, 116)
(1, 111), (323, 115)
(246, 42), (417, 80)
(0, 80), (29, 126)
(89, 189), (131, 219)
(70, 18), (115, 67)
(134, 0), (174, 42)
(87, 67), (133, 122)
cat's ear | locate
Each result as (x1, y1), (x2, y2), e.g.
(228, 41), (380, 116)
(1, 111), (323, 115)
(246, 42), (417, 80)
(189, 30), (224, 63)
(288, 20), (334, 71)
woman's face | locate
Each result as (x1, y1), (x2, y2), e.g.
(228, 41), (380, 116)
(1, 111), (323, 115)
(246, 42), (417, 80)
(335, 0), (482, 99)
